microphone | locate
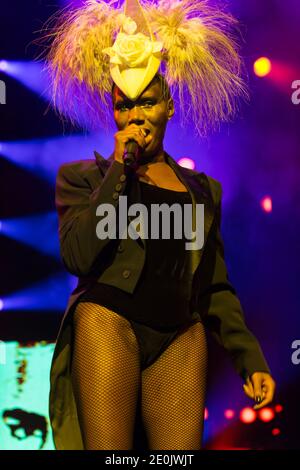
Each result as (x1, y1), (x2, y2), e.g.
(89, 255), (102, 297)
(122, 139), (140, 169)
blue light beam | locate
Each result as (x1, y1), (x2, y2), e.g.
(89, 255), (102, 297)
(0, 272), (77, 311)
(0, 60), (51, 101)
(0, 133), (113, 183)
(0, 212), (60, 259)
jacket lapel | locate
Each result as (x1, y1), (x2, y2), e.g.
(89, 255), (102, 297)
(101, 151), (216, 278)
(164, 152), (216, 279)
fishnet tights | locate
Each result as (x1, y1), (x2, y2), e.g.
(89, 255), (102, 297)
(70, 302), (207, 450)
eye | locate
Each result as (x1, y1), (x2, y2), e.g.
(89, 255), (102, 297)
(141, 100), (155, 108)
(116, 103), (129, 111)
(115, 100), (132, 111)
(115, 99), (155, 111)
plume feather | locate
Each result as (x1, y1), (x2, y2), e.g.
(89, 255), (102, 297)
(43, 0), (248, 136)
(144, 0), (248, 135)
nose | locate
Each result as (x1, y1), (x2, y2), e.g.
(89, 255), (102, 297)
(128, 104), (145, 126)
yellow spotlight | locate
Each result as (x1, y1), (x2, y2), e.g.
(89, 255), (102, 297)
(254, 57), (272, 77)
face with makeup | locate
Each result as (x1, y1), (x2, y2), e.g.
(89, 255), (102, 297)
(112, 74), (175, 163)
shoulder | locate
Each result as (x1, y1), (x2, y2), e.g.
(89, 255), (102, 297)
(57, 158), (97, 178)
(206, 175), (222, 204)
(185, 166), (222, 206)
(56, 152), (110, 185)
(168, 152), (222, 205)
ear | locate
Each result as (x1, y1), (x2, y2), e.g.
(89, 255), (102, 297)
(167, 97), (175, 120)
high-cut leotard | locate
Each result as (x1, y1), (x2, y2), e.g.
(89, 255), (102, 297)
(77, 181), (202, 369)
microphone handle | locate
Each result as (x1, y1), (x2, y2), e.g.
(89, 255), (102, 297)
(123, 140), (140, 169)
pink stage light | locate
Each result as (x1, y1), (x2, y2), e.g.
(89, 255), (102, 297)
(240, 407), (257, 424)
(254, 57), (272, 77)
(258, 407), (275, 422)
(178, 157), (195, 170)
(272, 428), (281, 436)
(269, 61), (299, 90)
(204, 408), (209, 420)
(261, 196), (272, 213)
(224, 409), (235, 419)
(275, 404), (283, 413)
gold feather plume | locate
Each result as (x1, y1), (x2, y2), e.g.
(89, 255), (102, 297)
(43, 0), (248, 136)
(144, 0), (248, 136)
(43, 0), (122, 132)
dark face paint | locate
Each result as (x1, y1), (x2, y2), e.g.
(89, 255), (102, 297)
(112, 80), (174, 160)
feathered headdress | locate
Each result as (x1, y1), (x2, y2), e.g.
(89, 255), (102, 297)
(44, 0), (248, 136)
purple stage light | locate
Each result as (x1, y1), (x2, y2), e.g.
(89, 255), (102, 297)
(0, 212), (60, 259)
(0, 60), (51, 101)
(0, 133), (112, 183)
(1, 273), (77, 311)
(0, 60), (9, 72)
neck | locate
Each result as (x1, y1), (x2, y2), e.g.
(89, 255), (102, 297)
(138, 147), (166, 168)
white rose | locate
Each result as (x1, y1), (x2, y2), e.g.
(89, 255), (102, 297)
(112, 32), (156, 68)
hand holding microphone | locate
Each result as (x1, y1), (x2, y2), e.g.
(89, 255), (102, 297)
(123, 139), (140, 170)
(113, 124), (152, 168)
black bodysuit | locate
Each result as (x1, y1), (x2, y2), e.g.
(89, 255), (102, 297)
(78, 181), (202, 369)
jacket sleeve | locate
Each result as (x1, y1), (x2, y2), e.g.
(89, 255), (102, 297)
(198, 182), (271, 380)
(55, 158), (127, 277)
